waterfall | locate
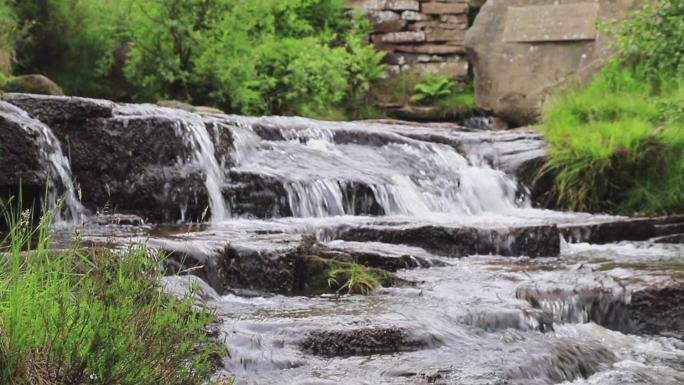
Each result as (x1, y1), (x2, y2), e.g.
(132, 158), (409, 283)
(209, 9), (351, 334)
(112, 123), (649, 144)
(0, 102), (86, 223)
(226, 116), (526, 218)
(115, 104), (229, 222)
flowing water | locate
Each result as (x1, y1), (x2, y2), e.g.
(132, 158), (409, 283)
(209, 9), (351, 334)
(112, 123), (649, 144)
(0, 101), (86, 223)
(7, 99), (682, 385)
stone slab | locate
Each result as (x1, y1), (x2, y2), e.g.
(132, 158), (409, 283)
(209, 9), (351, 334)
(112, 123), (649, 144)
(346, 0), (420, 11)
(503, 4), (600, 43)
(422, 2), (468, 15)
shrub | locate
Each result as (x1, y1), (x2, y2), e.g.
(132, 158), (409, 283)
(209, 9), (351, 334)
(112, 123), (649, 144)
(615, 0), (684, 79)
(125, 0), (383, 118)
(538, 63), (684, 214)
(8, 0), (129, 97)
(0, 0), (17, 75)
(0, 204), (225, 385)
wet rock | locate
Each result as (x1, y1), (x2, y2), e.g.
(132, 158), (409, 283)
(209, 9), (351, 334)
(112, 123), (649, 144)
(338, 223), (561, 258)
(300, 327), (428, 357)
(629, 283), (684, 337)
(87, 213), (145, 226)
(505, 340), (616, 384)
(4, 75), (64, 96)
(518, 283), (684, 338)
(559, 215), (684, 244)
(162, 274), (220, 301)
(0, 101), (46, 187)
(3, 93), (113, 124)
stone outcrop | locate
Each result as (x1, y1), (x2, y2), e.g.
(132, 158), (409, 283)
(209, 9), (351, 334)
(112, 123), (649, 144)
(347, 0), (470, 80)
(465, 0), (640, 126)
(0, 93), (232, 222)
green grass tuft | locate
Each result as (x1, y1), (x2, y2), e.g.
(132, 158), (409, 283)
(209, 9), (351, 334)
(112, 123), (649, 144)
(537, 62), (684, 215)
(0, 203), (226, 385)
(327, 262), (392, 295)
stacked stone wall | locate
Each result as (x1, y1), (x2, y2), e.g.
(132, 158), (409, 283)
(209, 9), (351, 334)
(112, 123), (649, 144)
(346, 0), (470, 80)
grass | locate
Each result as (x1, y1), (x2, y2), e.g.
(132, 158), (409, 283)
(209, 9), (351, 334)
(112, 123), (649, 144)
(537, 62), (684, 215)
(327, 262), (392, 295)
(0, 201), (227, 385)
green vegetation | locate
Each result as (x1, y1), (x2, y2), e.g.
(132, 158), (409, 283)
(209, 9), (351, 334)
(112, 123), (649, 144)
(538, 0), (684, 215)
(0, 0), (385, 119)
(0, 203), (225, 385)
(327, 262), (392, 295)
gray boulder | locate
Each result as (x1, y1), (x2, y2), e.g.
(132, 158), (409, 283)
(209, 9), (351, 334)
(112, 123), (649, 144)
(465, 0), (640, 126)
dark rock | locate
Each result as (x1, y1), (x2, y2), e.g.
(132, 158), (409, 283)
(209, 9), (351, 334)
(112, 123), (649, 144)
(4, 75), (64, 96)
(300, 327), (429, 357)
(629, 283), (684, 337)
(338, 224), (561, 258)
(518, 283), (684, 338)
(559, 215), (684, 244)
(3, 93), (113, 124)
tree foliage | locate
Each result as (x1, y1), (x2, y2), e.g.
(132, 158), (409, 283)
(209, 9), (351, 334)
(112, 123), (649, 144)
(2, 0), (385, 118)
(616, 0), (684, 78)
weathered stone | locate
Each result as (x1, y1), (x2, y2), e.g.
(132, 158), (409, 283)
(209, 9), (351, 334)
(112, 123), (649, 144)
(368, 10), (406, 32)
(465, 0), (640, 126)
(372, 30), (425, 43)
(346, 0), (420, 11)
(378, 43), (465, 54)
(440, 14), (469, 24)
(503, 4), (599, 43)
(383, 53), (434, 65)
(401, 10), (430, 20)
(4, 75), (64, 96)
(0, 101), (47, 196)
(4, 93), (113, 124)
(405, 61), (469, 79)
(300, 327), (429, 356)
(338, 224), (561, 258)
(422, 2), (468, 15)
(425, 28), (467, 42)
(559, 215), (684, 244)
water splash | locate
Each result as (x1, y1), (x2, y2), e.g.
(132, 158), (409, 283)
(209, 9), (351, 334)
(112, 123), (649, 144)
(225, 116), (526, 218)
(0, 102), (86, 223)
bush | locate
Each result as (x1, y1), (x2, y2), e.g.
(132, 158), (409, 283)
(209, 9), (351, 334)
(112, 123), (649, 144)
(125, 0), (384, 118)
(0, 205), (224, 385)
(615, 0), (684, 79)
(0, 0), (17, 75)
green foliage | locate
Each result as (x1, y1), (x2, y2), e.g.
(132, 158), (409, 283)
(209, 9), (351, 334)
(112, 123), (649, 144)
(0, 203), (224, 385)
(123, 0), (383, 118)
(327, 262), (392, 295)
(0, 0), (17, 75)
(411, 75), (456, 105)
(615, 0), (684, 79)
(9, 0), (127, 97)
(538, 63), (684, 214)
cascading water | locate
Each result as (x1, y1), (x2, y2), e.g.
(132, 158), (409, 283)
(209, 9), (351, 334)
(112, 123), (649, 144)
(115, 105), (229, 222)
(224, 116), (526, 218)
(0, 102), (86, 223)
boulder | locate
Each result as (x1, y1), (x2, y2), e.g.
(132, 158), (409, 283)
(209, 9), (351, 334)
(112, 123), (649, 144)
(4, 75), (64, 96)
(465, 0), (640, 126)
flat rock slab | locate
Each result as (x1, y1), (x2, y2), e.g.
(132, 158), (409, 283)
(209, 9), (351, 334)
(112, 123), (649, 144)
(559, 215), (684, 244)
(300, 327), (431, 357)
(337, 223), (561, 258)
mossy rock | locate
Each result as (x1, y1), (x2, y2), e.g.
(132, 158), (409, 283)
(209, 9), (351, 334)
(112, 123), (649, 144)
(5, 74), (64, 96)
